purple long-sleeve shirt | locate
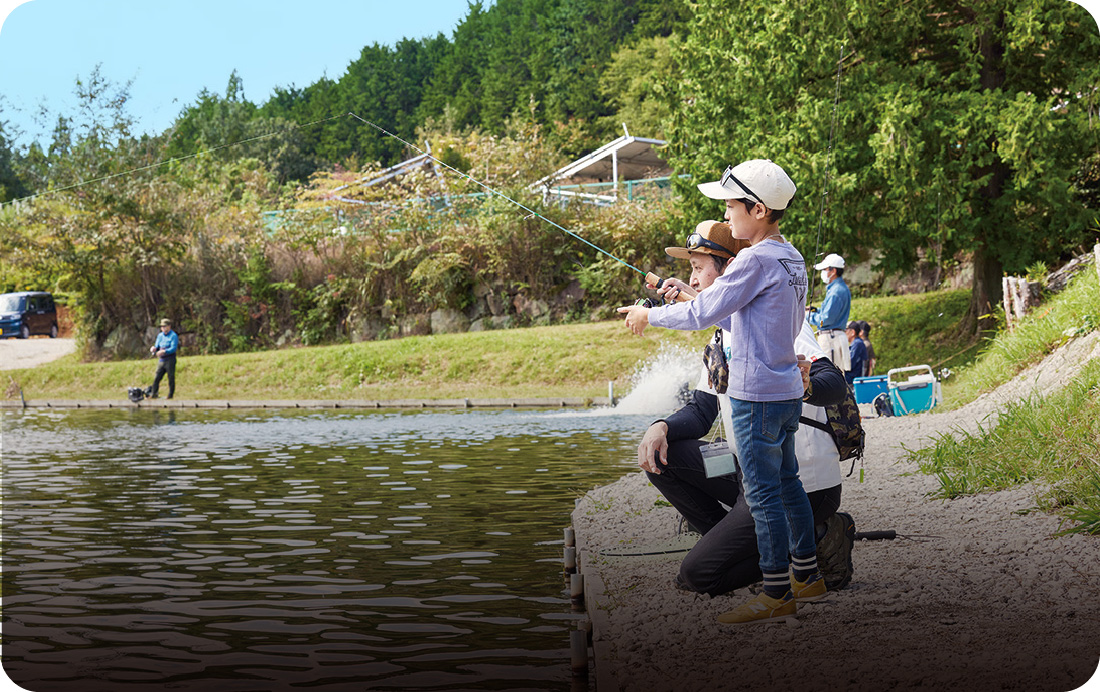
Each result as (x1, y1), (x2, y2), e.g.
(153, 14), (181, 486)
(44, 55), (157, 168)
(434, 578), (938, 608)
(649, 239), (808, 401)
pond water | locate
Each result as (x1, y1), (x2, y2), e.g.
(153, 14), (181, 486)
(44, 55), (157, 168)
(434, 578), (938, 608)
(1, 405), (669, 692)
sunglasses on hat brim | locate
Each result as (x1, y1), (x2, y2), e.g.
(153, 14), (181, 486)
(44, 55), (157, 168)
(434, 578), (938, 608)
(686, 232), (734, 256)
(720, 166), (765, 206)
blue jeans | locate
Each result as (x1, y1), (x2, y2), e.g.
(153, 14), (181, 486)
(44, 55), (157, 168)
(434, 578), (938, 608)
(728, 397), (816, 575)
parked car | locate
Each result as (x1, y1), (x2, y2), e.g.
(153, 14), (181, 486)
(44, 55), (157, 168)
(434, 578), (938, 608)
(0, 291), (59, 339)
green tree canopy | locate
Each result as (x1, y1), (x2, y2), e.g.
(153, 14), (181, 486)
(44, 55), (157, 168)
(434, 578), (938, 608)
(666, 0), (1100, 332)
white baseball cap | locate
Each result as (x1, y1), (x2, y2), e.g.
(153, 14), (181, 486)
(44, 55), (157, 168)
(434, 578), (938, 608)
(813, 253), (846, 270)
(696, 159), (797, 210)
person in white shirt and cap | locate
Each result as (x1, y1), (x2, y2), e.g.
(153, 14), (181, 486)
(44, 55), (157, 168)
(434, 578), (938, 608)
(806, 252), (852, 372)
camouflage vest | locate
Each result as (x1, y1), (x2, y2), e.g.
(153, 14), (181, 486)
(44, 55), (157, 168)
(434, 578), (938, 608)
(800, 382), (866, 475)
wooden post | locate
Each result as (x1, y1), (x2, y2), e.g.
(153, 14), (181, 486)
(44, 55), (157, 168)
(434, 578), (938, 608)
(1094, 243), (1100, 291)
(563, 546), (577, 574)
(1011, 277), (1027, 325)
(570, 627), (588, 677)
(570, 572), (585, 610)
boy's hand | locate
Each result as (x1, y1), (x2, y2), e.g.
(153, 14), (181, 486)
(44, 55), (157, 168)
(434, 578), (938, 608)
(797, 354), (811, 394)
(616, 305), (650, 336)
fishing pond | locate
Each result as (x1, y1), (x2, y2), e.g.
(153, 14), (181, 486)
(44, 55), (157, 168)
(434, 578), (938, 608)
(1, 396), (680, 691)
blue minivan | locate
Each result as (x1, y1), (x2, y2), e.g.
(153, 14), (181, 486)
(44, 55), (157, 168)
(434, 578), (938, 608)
(0, 292), (60, 339)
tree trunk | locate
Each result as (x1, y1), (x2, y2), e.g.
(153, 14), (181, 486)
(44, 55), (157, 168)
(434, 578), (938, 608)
(960, 245), (1002, 336)
(959, 10), (1008, 337)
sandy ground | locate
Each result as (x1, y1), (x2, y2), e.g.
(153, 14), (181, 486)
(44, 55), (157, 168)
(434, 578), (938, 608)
(0, 337), (77, 371)
(573, 331), (1100, 692)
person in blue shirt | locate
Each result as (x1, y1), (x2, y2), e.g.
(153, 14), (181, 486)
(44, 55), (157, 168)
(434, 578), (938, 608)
(845, 320), (868, 385)
(149, 318), (179, 399)
(806, 253), (851, 374)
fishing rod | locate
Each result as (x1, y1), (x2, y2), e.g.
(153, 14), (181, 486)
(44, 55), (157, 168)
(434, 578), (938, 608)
(807, 42), (847, 302)
(347, 112), (694, 304)
(0, 113), (350, 210)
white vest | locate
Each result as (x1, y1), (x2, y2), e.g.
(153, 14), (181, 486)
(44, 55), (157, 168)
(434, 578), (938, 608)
(698, 322), (843, 493)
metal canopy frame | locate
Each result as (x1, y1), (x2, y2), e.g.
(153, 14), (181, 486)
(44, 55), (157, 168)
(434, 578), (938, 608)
(529, 126), (670, 205)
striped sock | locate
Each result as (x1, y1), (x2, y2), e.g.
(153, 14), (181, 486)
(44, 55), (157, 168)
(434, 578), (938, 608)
(791, 553), (818, 582)
(762, 570), (790, 598)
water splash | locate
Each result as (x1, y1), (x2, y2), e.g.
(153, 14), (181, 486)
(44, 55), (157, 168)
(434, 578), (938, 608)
(612, 342), (701, 416)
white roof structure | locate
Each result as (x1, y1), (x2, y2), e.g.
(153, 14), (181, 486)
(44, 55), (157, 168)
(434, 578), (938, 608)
(328, 143), (446, 206)
(529, 127), (671, 204)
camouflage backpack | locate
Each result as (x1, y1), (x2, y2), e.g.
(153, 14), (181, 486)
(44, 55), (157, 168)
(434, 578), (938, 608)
(800, 382), (866, 476)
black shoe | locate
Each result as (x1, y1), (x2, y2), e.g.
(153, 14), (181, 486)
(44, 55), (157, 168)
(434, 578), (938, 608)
(149, 394), (159, 399)
(818, 511), (855, 590)
(673, 574), (696, 593)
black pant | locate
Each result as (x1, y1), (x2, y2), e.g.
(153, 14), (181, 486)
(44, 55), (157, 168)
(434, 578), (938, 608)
(647, 438), (842, 597)
(152, 355), (176, 399)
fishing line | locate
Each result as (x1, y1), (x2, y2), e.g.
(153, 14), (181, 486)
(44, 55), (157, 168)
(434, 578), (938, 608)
(347, 111), (647, 277)
(808, 41), (846, 300)
(0, 112), (350, 209)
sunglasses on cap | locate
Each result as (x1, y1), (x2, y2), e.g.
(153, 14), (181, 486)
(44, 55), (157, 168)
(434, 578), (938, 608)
(720, 166), (764, 206)
(686, 232), (733, 256)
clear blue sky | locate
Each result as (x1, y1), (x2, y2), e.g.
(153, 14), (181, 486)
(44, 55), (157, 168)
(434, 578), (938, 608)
(0, 0), (476, 147)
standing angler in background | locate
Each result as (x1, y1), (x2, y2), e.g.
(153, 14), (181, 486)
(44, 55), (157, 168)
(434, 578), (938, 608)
(149, 318), (179, 400)
(806, 253), (851, 374)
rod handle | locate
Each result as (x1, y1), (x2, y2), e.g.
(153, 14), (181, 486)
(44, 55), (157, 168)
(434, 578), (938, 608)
(854, 530), (897, 541)
(645, 272), (697, 302)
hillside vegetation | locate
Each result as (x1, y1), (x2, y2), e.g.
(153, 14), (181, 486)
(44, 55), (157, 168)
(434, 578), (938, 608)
(2, 0), (1097, 361)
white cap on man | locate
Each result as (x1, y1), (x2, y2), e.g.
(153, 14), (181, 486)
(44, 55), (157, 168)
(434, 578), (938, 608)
(696, 159), (797, 210)
(813, 253), (846, 270)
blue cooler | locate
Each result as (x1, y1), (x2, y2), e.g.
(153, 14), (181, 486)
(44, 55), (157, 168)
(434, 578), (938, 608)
(853, 375), (888, 404)
(887, 365), (942, 415)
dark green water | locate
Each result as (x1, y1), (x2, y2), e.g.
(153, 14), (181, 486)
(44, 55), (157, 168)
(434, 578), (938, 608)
(1, 406), (652, 691)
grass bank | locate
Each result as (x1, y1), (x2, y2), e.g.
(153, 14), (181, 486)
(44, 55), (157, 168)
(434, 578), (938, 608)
(907, 266), (1100, 534)
(6, 288), (974, 402)
(7, 322), (708, 401)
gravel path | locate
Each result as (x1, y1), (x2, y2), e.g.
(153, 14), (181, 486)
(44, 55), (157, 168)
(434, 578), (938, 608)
(0, 337), (76, 370)
(572, 332), (1100, 692)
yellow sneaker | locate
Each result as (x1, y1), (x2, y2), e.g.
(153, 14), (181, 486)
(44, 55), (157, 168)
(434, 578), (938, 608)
(791, 572), (827, 602)
(717, 591), (796, 625)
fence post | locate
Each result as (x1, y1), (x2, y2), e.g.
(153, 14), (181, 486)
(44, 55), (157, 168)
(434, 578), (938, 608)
(1094, 243), (1100, 292)
(1002, 276), (1014, 331)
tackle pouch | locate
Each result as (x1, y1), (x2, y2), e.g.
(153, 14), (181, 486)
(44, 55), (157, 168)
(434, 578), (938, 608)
(700, 440), (739, 479)
(703, 328), (728, 394)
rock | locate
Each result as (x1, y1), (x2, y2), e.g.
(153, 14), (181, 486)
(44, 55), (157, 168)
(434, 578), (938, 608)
(485, 291), (508, 317)
(513, 293), (548, 319)
(348, 318), (388, 343)
(398, 313), (431, 337)
(430, 308), (470, 335)
(102, 325), (144, 358)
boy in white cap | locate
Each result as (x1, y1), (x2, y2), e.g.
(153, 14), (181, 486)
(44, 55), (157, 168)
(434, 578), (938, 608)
(806, 253), (851, 372)
(617, 159), (825, 624)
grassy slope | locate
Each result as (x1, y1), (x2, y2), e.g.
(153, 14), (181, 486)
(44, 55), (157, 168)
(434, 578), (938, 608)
(908, 267), (1100, 533)
(6, 289), (975, 401)
(941, 266), (1100, 409)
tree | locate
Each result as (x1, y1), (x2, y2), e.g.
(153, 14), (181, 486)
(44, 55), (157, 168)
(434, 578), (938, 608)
(666, 0), (1100, 334)
(599, 34), (680, 138)
(165, 71), (317, 183)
